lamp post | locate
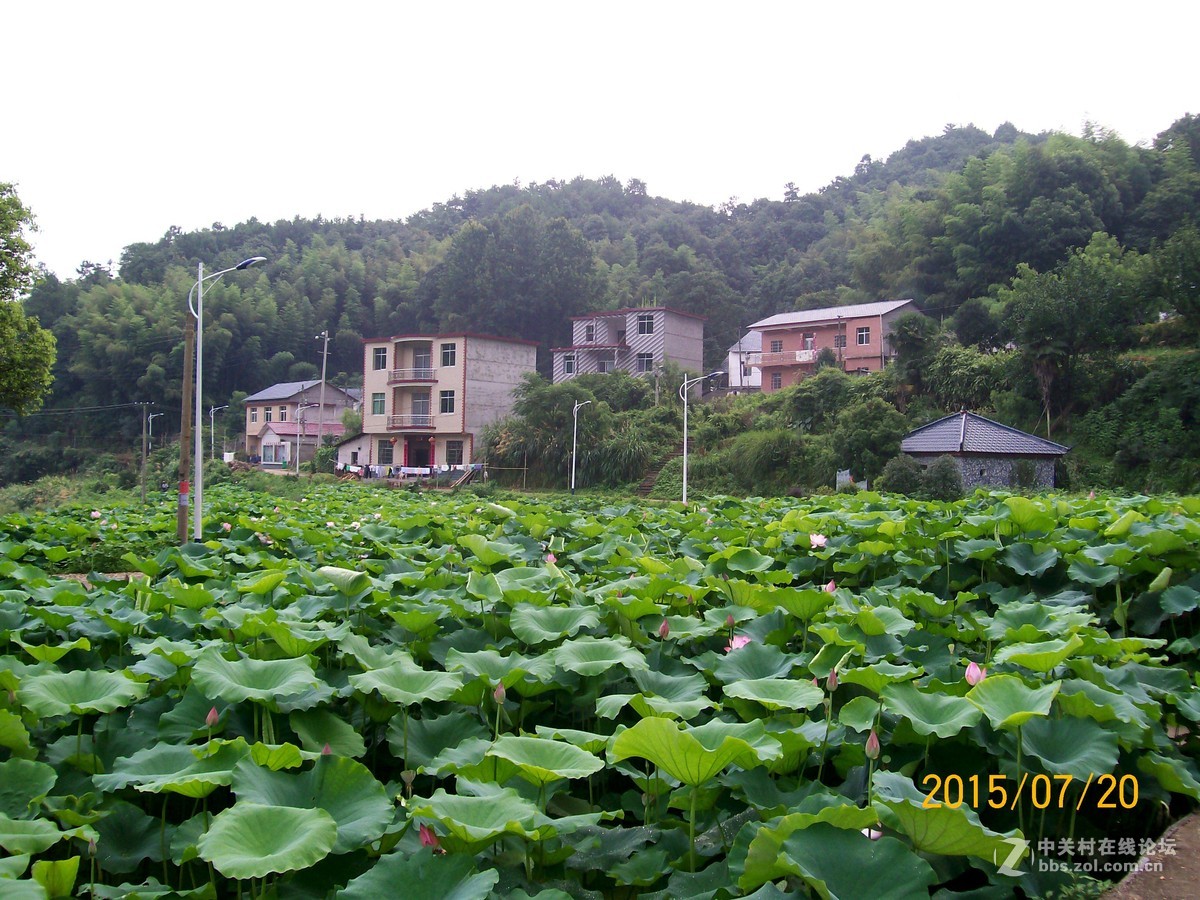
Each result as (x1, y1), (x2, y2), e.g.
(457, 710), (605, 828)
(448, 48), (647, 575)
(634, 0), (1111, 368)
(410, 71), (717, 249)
(188, 257), (266, 541)
(148, 412), (164, 450)
(209, 405), (228, 460)
(295, 403), (319, 474)
(314, 330), (330, 470)
(679, 371), (723, 505)
(570, 400), (592, 494)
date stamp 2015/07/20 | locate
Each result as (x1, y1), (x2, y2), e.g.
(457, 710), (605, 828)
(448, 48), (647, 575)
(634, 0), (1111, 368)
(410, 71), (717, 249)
(920, 772), (1138, 812)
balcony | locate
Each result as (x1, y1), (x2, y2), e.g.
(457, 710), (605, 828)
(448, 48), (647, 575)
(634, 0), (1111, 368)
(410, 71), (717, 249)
(389, 368), (436, 383)
(387, 414), (434, 429)
(746, 349), (817, 368)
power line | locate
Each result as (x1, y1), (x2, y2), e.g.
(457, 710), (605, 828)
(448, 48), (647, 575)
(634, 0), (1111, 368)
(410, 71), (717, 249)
(0, 402), (154, 418)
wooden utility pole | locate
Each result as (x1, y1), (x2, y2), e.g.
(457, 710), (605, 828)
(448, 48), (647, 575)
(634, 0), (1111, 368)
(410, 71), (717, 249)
(178, 319), (194, 543)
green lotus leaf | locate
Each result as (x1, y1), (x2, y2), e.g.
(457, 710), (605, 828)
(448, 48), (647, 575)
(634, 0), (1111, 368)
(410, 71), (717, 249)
(13, 636), (90, 663)
(509, 604), (601, 644)
(553, 637), (648, 677)
(1003, 497), (1057, 534)
(0, 852), (30, 878)
(444, 648), (555, 687)
(31, 856), (78, 899)
(1000, 543), (1060, 577)
(739, 801), (883, 890)
(533, 726), (610, 753)
(457, 534), (512, 568)
(18, 669), (147, 717)
(836, 695), (880, 732)
(409, 785), (541, 843)
(723, 548), (774, 574)
(197, 802), (337, 879)
(90, 800), (164, 874)
(723, 678), (824, 712)
(349, 662), (462, 707)
(336, 850), (499, 900)
(0, 814), (63, 854)
(163, 579), (216, 610)
(855, 605), (915, 637)
(316, 566), (373, 596)
(741, 821), (936, 898)
(235, 570), (287, 595)
(94, 742), (250, 798)
(839, 661), (922, 695)
(390, 710), (489, 771)
(487, 736), (605, 786)
(992, 635), (1084, 672)
(1018, 717), (1120, 780)
(231, 756), (392, 854)
(465, 571), (504, 605)
(872, 771), (1024, 861)
(966, 674), (1060, 730)
(1161, 585), (1200, 615)
(705, 642), (800, 683)
(882, 683), (982, 739)
(1136, 752), (1200, 800)
(0, 709), (34, 758)
(191, 651), (321, 705)
(0, 759), (57, 818)
(609, 717), (775, 787)
(290, 709), (367, 758)
(1066, 560), (1120, 587)
(384, 604), (446, 634)
(954, 538), (1004, 561)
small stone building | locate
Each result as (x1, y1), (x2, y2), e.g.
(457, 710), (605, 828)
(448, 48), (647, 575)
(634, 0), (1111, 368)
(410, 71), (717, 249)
(901, 412), (1070, 490)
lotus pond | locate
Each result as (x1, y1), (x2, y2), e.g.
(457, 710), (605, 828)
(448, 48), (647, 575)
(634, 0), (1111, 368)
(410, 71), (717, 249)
(1, 485), (1199, 899)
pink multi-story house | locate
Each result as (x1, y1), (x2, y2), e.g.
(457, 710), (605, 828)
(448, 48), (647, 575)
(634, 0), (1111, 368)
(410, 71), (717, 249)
(748, 299), (923, 392)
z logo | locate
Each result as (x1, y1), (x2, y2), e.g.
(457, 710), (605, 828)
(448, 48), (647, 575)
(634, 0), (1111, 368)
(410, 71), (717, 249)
(994, 837), (1029, 877)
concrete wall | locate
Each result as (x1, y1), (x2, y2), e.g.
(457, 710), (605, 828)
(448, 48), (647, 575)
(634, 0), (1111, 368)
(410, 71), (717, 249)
(913, 453), (1057, 490)
(464, 336), (538, 435)
(552, 308), (705, 382)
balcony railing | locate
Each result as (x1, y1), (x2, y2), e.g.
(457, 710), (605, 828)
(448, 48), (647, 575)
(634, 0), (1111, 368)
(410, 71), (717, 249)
(389, 367), (436, 383)
(387, 414), (433, 429)
(746, 349), (817, 367)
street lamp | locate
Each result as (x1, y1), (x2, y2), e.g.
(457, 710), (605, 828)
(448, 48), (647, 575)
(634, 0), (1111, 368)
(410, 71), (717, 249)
(188, 256), (266, 540)
(314, 330), (330, 468)
(148, 412), (164, 450)
(209, 405), (228, 460)
(295, 403), (320, 474)
(570, 400), (592, 494)
(679, 371), (723, 505)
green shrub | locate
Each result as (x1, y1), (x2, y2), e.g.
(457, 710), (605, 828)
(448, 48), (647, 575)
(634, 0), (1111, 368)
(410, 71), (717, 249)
(876, 455), (924, 495)
(921, 456), (964, 502)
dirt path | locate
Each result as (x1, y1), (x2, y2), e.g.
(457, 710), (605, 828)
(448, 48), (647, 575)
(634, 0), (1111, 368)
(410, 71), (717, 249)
(1104, 812), (1200, 900)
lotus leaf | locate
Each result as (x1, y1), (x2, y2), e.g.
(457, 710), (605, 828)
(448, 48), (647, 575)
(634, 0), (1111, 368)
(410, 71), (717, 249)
(966, 674), (1060, 730)
(349, 662), (462, 707)
(336, 850), (499, 900)
(18, 669), (147, 717)
(487, 735), (605, 786)
(198, 802), (337, 879)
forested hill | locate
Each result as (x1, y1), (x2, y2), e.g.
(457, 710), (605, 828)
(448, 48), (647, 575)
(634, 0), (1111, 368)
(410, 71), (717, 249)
(17, 114), (1200, 449)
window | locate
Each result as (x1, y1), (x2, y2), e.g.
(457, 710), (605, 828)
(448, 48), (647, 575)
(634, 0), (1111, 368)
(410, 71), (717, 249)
(637, 313), (655, 335)
(563, 353), (575, 375)
(413, 345), (432, 370)
(265, 407), (273, 423)
(770, 339), (783, 353)
(377, 439), (394, 465)
(373, 347), (388, 370)
(599, 358), (614, 373)
(636, 352), (654, 373)
(440, 390), (456, 414)
(441, 343), (456, 367)
(616, 329), (626, 344)
(584, 323), (595, 342)
(446, 440), (464, 466)
(350, 451), (359, 465)
(834, 334), (847, 349)
(857, 327), (871, 346)
(262, 443), (284, 464)
(279, 406), (287, 422)
(250, 407), (258, 424)
(371, 392), (385, 415)
(771, 372), (782, 390)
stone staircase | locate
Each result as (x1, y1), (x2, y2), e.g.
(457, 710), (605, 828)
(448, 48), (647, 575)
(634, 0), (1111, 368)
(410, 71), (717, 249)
(636, 444), (686, 497)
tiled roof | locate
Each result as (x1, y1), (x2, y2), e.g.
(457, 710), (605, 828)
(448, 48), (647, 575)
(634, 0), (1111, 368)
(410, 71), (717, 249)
(244, 381), (321, 402)
(750, 299), (918, 330)
(727, 332), (762, 354)
(902, 412), (1070, 456)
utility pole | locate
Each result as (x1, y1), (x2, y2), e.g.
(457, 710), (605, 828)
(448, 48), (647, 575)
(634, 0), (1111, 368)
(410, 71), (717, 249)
(140, 403), (148, 506)
(178, 319), (194, 543)
(315, 330), (330, 471)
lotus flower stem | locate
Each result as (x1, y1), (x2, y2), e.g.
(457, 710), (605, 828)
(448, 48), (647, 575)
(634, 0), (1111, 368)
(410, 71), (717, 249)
(689, 783), (699, 871)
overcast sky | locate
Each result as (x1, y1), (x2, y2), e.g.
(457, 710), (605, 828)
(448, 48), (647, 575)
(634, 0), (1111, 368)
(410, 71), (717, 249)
(7, 1), (1197, 279)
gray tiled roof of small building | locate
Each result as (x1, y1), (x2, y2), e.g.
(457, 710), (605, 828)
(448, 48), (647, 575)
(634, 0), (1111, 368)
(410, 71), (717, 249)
(244, 381), (321, 402)
(727, 332), (762, 354)
(902, 412), (1070, 456)
(750, 299), (918, 329)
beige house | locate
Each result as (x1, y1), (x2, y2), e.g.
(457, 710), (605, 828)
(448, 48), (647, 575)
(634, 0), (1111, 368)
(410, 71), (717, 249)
(244, 381), (358, 467)
(749, 299), (923, 392)
(550, 306), (705, 382)
(337, 332), (537, 472)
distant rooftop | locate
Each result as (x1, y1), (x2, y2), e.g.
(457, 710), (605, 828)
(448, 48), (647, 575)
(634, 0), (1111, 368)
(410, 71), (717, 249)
(727, 331), (762, 354)
(902, 411), (1070, 457)
(244, 381), (356, 403)
(751, 299), (918, 330)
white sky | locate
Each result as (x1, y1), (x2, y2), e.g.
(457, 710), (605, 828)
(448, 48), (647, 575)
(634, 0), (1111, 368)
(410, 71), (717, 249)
(7, 0), (1197, 279)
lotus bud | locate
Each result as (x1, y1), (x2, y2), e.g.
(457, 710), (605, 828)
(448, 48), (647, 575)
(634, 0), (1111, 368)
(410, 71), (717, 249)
(493, 682), (506, 704)
(865, 729), (880, 760)
(545, 552), (557, 564)
(1088, 490), (1096, 500)
(826, 669), (839, 691)
(965, 661), (987, 685)
(824, 579), (837, 593)
(322, 742), (332, 756)
(419, 823), (440, 848)
(726, 614), (735, 629)
(89, 837), (97, 857)
(206, 707), (219, 728)
(658, 619), (670, 639)
(401, 770), (416, 788)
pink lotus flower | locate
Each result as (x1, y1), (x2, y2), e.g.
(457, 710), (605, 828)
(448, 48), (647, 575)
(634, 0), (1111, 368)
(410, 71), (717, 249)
(824, 579), (837, 593)
(726, 634), (752, 652)
(419, 823), (440, 849)
(658, 619), (670, 639)
(222, 522), (232, 532)
(1088, 490), (1096, 500)
(810, 533), (828, 549)
(545, 552), (557, 564)
(90, 510), (102, 519)
(965, 661), (987, 685)
(206, 706), (219, 728)
(826, 669), (839, 691)
(493, 682), (506, 704)
(865, 729), (880, 760)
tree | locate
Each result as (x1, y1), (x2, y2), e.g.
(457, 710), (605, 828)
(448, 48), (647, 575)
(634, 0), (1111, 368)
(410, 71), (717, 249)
(1153, 224), (1200, 329)
(0, 183), (57, 414)
(831, 398), (908, 483)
